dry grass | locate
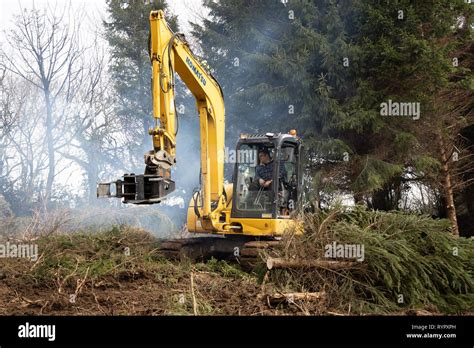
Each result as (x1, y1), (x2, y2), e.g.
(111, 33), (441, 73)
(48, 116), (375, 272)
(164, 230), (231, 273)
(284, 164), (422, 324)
(0, 225), (270, 315)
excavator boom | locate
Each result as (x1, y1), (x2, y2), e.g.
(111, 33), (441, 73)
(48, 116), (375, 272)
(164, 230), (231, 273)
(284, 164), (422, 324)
(98, 10), (226, 220)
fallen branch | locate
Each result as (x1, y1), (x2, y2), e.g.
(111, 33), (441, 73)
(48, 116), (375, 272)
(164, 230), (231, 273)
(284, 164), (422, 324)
(74, 266), (90, 299)
(56, 258), (80, 294)
(258, 291), (326, 305)
(266, 257), (359, 270)
(190, 270), (198, 315)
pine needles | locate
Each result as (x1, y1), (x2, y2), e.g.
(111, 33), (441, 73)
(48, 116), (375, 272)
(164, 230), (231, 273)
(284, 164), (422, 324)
(268, 206), (474, 314)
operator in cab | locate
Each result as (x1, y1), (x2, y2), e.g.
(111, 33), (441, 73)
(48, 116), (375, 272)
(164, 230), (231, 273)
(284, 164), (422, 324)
(255, 147), (287, 190)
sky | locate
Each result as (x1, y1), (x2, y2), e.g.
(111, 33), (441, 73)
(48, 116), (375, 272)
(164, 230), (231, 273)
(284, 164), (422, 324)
(1, 0), (105, 33)
(0, 0), (205, 37)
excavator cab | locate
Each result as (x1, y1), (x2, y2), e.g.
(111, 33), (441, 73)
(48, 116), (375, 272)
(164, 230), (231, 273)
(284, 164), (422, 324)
(231, 132), (303, 220)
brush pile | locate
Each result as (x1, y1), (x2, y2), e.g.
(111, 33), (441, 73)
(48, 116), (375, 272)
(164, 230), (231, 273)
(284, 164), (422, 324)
(265, 206), (474, 314)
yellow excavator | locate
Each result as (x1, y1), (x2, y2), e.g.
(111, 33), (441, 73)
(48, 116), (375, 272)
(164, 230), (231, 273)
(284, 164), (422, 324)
(98, 10), (304, 262)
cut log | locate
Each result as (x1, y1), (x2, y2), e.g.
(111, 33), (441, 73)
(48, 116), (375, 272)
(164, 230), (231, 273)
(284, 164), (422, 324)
(259, 291), (326, 304)
(266, 257), (358, 270)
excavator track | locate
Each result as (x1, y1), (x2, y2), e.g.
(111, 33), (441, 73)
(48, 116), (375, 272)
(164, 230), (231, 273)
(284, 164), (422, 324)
(158, 237), (281, 269)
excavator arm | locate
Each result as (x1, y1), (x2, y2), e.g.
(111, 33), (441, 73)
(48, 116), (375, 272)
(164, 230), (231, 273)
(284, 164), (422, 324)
(98, 10), (226, 227)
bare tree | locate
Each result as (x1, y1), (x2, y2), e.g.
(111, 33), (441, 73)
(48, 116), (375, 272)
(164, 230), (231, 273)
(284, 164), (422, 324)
(58, 40), (129, 203)
(0, 71), (50, 213)
(0, 67), (19, 182)
(0, 3), (86, 205)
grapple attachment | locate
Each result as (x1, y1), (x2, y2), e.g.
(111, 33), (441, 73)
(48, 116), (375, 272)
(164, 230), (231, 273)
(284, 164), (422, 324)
(97, 174), (175, 204)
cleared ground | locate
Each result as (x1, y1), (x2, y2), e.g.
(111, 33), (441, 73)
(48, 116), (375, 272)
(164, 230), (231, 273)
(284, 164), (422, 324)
(0, 207), (472, 316)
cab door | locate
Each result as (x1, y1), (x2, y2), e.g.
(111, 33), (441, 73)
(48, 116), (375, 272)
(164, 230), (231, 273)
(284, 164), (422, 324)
(275, 140), (301, 217)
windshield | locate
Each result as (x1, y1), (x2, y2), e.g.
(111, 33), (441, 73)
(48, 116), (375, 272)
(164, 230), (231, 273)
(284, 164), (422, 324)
(234, 143), (274, 215)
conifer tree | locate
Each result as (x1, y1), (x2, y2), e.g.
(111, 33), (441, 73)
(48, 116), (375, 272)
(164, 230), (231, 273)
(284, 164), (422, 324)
(104, 0), (178, 156)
